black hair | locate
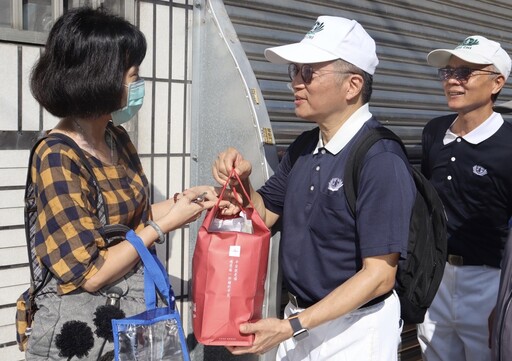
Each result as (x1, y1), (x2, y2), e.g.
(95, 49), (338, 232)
(30, 7), (147, 118)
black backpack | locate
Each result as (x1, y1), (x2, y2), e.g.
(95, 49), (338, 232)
(289, 126), (447, 324)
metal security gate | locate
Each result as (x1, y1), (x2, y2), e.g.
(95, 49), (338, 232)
(191, 1), (512, 360)
(223, 0), (512, 164)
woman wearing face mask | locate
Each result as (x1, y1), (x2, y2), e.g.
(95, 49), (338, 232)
(24, 7), (219, 360)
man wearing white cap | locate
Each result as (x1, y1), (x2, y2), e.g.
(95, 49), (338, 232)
(417, 35), (512, 361)
(212, 16), (415, 360)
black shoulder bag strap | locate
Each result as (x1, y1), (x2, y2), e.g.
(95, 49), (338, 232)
(343, 127), (407, 218)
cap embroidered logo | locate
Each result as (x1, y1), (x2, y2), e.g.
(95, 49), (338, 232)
(305, 21), (325, 39)
(459, 37), (480, 48)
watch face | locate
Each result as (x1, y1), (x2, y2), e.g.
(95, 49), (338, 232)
(293, 328), (309, 341)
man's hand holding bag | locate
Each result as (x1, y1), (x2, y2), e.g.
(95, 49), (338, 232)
(192, 170), (271, 346)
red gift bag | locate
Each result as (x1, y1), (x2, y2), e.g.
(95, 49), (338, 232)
(192, 170), (271, 346)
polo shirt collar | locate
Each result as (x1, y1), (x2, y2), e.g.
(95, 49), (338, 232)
(314, 103), (372, 155)
(443, 112), (504, 145)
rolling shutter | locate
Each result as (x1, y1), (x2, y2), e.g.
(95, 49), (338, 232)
(223, 0), (512, 164)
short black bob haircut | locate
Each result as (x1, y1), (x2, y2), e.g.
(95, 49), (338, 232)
(30, 7), (147, 119)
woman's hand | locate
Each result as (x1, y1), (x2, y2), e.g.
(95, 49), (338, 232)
(155, 186), (239, 232)
(159, 186), (215, 231)
(183, 185), (241, 217)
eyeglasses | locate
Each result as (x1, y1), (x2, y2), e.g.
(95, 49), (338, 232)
(288, 63), (355, 84)
(437, 67), (501, 82)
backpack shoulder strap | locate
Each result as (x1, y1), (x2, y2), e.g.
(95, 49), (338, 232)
(344, 127), (407, 217)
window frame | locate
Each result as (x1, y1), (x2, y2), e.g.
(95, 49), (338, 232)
(0, 0), (135, 45)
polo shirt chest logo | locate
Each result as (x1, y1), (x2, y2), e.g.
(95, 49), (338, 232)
(472, 165), (488, 177)
(328, 177), (343, 191)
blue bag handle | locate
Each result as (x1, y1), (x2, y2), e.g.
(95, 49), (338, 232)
(125, 230), (175, 310)
(144, 251), (176, 310)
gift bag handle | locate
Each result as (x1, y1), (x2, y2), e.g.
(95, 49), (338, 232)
(125, 230), (175, 310)
(215, 168), (257, 211)
(144, 250), (176, 310)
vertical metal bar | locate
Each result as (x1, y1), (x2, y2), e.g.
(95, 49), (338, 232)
(124, 0), (135, 23)
(165, 0), (173, 282)
(149, 0), (156, 206)
(17, 46), (22, 131)
(53, 0), (63, 18)
(39, 47), (44, 130)
(12, 0), (22, 29)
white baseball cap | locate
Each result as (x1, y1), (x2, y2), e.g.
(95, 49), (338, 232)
(264, 16), (379, 75)
(427, 35), (512, 80)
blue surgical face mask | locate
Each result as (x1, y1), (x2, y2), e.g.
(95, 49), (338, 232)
(111, 79), (145, 125)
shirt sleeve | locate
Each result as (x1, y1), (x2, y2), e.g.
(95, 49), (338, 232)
(33, 139), (107, 294)
(257, 150), (293, 216)
(257, 128), (319, 215)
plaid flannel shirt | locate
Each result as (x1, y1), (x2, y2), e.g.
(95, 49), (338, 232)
(31, 125), (150, 294)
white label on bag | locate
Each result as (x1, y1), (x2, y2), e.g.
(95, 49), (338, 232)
(229, 245), (241, 257)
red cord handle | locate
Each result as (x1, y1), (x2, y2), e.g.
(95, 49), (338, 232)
(215, 168), (255, 211)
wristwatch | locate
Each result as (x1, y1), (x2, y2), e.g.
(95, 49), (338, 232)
(288, 312), (309, 341)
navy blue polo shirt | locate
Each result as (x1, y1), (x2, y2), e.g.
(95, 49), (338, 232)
(422, 113), (512, 267)
(258, 117), (415, 304)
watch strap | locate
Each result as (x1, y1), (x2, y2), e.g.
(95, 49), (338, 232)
(289, 314), (303, 333)
(288, 313), (309, 340)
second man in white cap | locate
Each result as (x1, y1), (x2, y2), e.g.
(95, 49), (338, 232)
(418, 35), (512, 361)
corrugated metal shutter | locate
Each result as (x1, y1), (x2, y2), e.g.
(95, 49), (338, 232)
(216, 1), (512, 360)
(223, 0), (512, 165)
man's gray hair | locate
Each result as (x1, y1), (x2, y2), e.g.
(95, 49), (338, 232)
(334, 59), (373, 104)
